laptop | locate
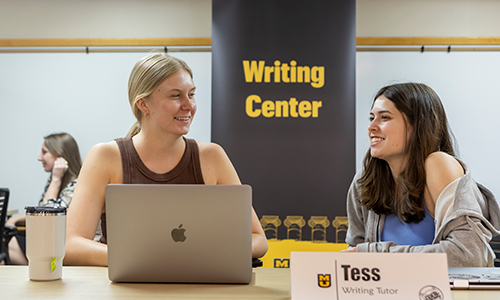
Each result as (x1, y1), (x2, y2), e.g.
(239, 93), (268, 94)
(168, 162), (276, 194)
(449, 267), (500, 289)
(105, 184), (253, 284)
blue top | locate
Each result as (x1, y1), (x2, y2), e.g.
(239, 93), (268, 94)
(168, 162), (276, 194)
(380, 203), (435, 246)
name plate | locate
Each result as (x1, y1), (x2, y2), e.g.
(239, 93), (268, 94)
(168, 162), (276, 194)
(291, 252), (451, 300)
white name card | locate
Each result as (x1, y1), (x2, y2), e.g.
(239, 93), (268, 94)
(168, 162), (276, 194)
(291, 252), (452, 300)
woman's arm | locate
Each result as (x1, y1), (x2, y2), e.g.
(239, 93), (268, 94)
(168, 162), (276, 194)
(251, 207), (269, 258)
(198, 142), (240, 185)
(41, 157), (69, 204)
(64, 142), (121, 266)
(55, 179), (77, 207)
(5, 212), (26, 227)
(198, 142), (269, 258)
(424, 151), (464, 214)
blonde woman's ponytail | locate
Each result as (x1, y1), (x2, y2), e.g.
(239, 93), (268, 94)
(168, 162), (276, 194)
(127, 121), (141, 137)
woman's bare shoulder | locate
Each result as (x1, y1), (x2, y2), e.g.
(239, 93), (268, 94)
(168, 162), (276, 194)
(196, 141), (226, 158)
(83, 141), (121, 171)
(196, 141), (240, 184)
(88, 141), (120, 157)
(424, 151), (464, 200)
(425, 152), (463, 175)
(79, 141), (122, 184)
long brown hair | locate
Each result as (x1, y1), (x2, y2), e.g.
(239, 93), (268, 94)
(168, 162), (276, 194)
(44, 133), (82, 196)
(358, 83), (456, 223)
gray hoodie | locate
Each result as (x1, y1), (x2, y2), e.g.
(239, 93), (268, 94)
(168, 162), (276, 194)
(346, 166), (500, 267)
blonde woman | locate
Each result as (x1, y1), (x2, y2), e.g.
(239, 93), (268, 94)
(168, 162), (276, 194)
(65, 53), (268, 266)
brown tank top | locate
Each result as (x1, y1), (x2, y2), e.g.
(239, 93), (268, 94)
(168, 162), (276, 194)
(100, 136), (204, 243)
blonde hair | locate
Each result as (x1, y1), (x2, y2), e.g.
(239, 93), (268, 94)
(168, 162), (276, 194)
(126, 52), (193, 137)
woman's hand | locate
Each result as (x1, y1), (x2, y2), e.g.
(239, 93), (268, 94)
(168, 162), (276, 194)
(41, 157), (69, 203)
(52, 157), (69, 180)
(340, 247), (357, 253)
(5, 213), (25, 227)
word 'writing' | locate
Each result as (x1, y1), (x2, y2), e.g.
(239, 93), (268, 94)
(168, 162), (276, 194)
(243, 60), (324, 88)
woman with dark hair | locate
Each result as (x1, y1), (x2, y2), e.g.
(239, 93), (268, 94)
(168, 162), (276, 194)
(343, 82), (500, 267)
(6, 132), (82, 265)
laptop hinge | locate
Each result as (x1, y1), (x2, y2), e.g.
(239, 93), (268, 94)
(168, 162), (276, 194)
(452, 280), (470, 290)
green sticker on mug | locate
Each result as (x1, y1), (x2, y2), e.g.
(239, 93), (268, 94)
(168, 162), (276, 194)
(51, 257), (56, 272)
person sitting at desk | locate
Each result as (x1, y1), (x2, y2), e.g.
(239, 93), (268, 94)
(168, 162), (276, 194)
(64, 52), (269, 266)
(6, 132), (82, 265)
(342, 82), (500, 267)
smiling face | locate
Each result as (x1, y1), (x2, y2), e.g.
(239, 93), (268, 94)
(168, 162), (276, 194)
(140, 69), (197, 136)
(368, 96), (412, 168)
(37, 142), (58, 172)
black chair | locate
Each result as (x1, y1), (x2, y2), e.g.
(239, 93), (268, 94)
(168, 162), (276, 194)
(0, 188), (17, 265)
(252, 258), (263, 268)
(490, 234), (500, 267)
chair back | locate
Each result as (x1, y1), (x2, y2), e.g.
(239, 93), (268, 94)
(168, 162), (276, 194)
(0, 188), (10, 262)
(490, 234), (500, 267)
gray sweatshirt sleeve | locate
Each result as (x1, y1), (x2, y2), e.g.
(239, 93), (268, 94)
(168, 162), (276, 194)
(345, 173), (368, 247)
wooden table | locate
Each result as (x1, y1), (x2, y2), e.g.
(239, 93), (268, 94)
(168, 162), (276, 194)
(0, 266), (498, 299)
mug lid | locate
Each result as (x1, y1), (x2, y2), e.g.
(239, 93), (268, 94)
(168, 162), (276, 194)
(25, 206), (67, 214)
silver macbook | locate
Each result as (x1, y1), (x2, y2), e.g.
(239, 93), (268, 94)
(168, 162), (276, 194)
(449, 267), (500, 289)
(105, 184), (253, 284)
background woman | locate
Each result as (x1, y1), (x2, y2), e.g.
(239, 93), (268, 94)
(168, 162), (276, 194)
(6, 132), (82, 265)
(343, 82), (500, 267)
(65, 53), (268, 266)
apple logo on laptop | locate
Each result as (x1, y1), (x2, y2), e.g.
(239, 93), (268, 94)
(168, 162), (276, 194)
(171, 224), (187, 242)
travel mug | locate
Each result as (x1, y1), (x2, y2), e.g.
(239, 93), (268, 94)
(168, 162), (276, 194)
(25, 206), (67, 281)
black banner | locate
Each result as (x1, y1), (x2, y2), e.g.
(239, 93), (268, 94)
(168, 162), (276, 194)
(212, 0), (355, 244)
